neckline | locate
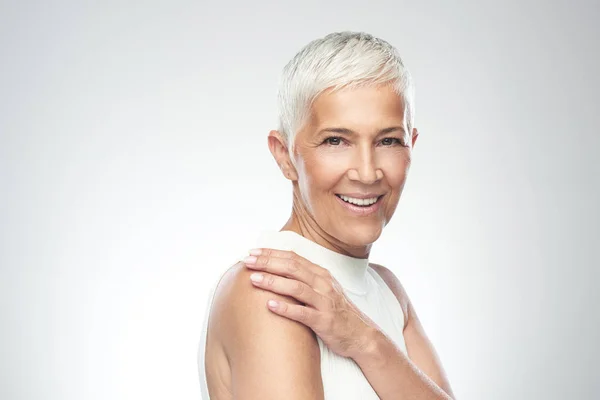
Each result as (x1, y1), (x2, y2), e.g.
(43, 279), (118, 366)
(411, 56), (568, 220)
(255, 230), (370, 295)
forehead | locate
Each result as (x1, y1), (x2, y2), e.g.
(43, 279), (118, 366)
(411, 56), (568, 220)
(308, 84), (406, 130)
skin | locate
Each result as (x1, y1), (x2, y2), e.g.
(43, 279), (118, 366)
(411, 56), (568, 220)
(204, 83), (455, 399)
(273, 82), (414, 257)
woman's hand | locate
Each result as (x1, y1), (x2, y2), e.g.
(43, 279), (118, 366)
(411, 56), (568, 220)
(243, 248), (379, 360)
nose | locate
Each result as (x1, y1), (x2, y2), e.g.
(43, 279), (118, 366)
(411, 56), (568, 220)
(347, 147), (383, 185)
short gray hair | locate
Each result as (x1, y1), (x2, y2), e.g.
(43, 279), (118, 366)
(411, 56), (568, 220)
(277, 31), (415, 160)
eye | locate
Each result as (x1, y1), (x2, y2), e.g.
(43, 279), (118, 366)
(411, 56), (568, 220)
(380, 137), (403, 146)
(323, 136), (343, 146)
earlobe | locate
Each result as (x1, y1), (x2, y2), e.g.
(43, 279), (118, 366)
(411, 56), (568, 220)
(286, 166), (299, 181)
(282, 158), (299, 181)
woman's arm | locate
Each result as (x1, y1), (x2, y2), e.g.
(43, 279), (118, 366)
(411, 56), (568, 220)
(213, 263), (325, 399)
(361, 264), (456, 399)
(242, 251), (456, 399)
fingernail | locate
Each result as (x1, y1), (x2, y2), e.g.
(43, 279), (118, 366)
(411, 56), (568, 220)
(250, 273), (263, 283)
(248, 249), (262, 256)
(243, 256), (257, 264)
(268, 300), (278, 308)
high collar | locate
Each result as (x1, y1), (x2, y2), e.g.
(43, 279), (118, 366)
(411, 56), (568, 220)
(255, 230), (370, 295)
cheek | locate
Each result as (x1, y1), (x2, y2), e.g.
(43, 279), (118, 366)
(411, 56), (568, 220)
(381, 154), (411, 188)
(300, 154), (345, 194)
(298, 150), (411, 200)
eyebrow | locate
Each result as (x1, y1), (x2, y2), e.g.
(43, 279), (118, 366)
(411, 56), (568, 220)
(317, 126), (406, 136)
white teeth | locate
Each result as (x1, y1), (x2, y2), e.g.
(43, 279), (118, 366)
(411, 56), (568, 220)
(339, 195), (379, 206)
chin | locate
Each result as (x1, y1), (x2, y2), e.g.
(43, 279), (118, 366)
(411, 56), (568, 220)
(334, 222), (384, 248)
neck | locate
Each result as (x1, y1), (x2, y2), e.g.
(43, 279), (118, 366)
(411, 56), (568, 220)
(281, 190), (372, 259)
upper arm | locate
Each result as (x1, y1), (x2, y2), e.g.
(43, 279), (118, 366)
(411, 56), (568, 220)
(371, 264), (455, 399)
(212, 263), (324, 400)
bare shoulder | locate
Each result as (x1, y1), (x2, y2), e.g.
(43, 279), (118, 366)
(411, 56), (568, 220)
(208, 261), (324, 399)
(369, 263), (409, 328)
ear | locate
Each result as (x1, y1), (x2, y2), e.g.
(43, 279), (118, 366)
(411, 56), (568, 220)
(267, 130), (298, 181)
(411, 127), (419, 149)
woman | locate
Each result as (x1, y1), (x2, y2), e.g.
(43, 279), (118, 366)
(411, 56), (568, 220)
(198, 31), (455, 399)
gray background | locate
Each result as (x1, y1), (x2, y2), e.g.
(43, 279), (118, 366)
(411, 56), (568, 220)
(1, 1), (599, 399)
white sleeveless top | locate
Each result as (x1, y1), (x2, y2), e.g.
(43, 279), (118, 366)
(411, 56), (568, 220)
(197, 230), (407, 399)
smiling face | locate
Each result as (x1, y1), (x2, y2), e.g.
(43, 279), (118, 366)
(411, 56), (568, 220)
(270, 83), (418, 256)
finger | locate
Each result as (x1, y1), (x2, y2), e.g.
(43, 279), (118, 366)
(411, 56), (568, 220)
(251, 248), (329, 277)
(266, 299), (320, 328)
(249, 272), (326, 309)
(244, 252), (325, 290)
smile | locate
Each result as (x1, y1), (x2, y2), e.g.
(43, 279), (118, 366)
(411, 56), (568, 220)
(336, 194), (380, 206)
(334, 194), (384, 216)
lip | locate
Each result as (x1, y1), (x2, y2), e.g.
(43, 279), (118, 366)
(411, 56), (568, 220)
(336, 193), (384, 199)
(335, 194), (384, 216)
